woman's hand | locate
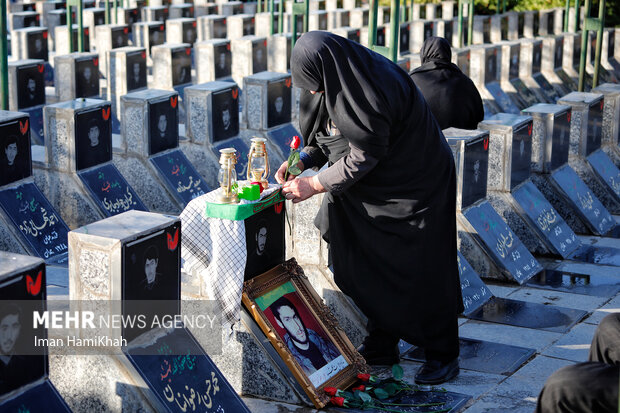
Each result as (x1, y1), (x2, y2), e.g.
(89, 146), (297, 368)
(282, 175), (325, 203)
(275, 160), (304, 184)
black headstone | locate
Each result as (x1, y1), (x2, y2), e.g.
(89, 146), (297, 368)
(213, 42), (232, 79)
(510, 120), (533, 189)
(533, 72), (560, 103)
(27, 30), (49, 61)
(527, 266), (620, 297)
(402, 337), (535, 376)
(150, 150), (209, 205)
(483, 17), (491, 44)
(457, 50), (470, 76)
(376, 26), (385, 46)
(533, 13), (539, 36)
(243, 16), (254, 35)
(126, 49), (148, 92)
(487, 82), (520, 114)
(586, 99), (603, 156)
(252, 40), (268, 73)
(587, 149), (620, 201)
(546, 12), (554, 34)
(532, 41), (542, 74)
(124, 8), (140, 26)
(335, 389), (470, 413)
(0, 114), (32, 186)
(509, 46), (519, 80)
(510, 78), (539, 108)
(243, 202), (285, 280)
(457, 251), (492, 315)
(149, 96), (179, 155)
(78, 163), (148, 216)
(211, 86), (239, 142)
(444, 22), (453, 46)
(463, 201), (543, 283)
(573, 37), (581, 68)
(75, 104), (112, 170)
(550, 165), (615, 235)
(0, 183), (69, 263)
(554, 38), (563, 70)
(461, 135), (489, 209)
(266, 124), (302, 164)
(171, 48), (192, 86)
(267, 78), (292, 128)
(149, 24), (166, 53)
(111, 26), (129, 48)
(0, 261), (48, 397)
(213, 17), (227, 38)
(213, 138), (249, 178)
(512, 181), (580, 258)
(182, 20), (197, 44)
(550, 109), (571, 171)
(75, 56), (100, 98)
(518, 13), (524, 37)
(125, 328), (251, 413)
(347, 29), (360, 43)
(0, 381), (71, 411)
(16, 62), (46, 110)
(423, 21), (433, 41)
(485, 49), (498, 84)
(399, 23), (409, 54)
(500, 16), (508, 40)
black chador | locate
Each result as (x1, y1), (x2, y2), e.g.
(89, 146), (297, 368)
(409, 36), (484, 130)
(291, 31), (463, 374)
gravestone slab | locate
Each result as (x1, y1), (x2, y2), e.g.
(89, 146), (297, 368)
(409, 20), (433, 53)
(334, 390), (470, 413)
(134, 21), (166, 59)
(125, 328), (251, 413)
(466, 296), (587, 333)
(349, 8), (369, 29)
(463, 200), (543, 284)
(7, 60), (46, 145)
(11, 27), (49, 63)
(444, 128), (490, 211)
(512, 180), (581, 258)
(166, 17), (198, 45)
(227, 14), (255, 39)
(54, 24), (93, 54)
(107, 47), (148, 130)
(587, 149), (620, 202)
(53, 53), (100, 101)
(528, 260), (620, 296)
(231, 35), (268, 87)
(142, 5), (169, 22)
(10, 11), (40, 31)
(403, 337), (535, 376)
(268, 34), (292, 73)
(509, 78), (539, 110)
(95, 24), (130, 78)
(541, 35), (572, 97)
(77, 163), (148, 216)
(591, 84), (620, 155)
(83, 7), (106, 45)
(0, 380), (71, 412)
(149, 149), (210, 205)
(453, 48), (470, 77)
(195, 39), (232, 83)
(45, 9), (67, 51)
(332, 27), (361, 43)
(458, 251), (493, 315)
(326, 9), (347, 30)
(522, 103), (572, 174)
(254, 12), (280, 37)
(169, 3), (194, 19)
(472, 15), (490, 45)
(152, 43), (193, 90)
(550, 164), (615, 235)
(478, 113), (534, 192)
(197, 15), (227, 41)
(218, 1), (243, 16)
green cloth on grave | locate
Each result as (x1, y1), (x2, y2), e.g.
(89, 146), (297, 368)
(204, 189), (285, 221)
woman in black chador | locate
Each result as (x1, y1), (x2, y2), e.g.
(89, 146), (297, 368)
(409, 36), (484, 130)
(276, 31), (462, 385)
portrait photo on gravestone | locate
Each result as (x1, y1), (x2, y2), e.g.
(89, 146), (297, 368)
(267, 80), (292, 128)
(0, 118), (32, 186)
(27, 32), (48, 61)
(211, 87), (239, 142)
(172, 49), (192, 86)
(122, 224), (181, 342)
(148, 98), (179, 155)
(16, 64), (45, 110)
(258, 282), (347, 388)
(75, 106), (112, 170)
(75, 58), (100, 98)
(253, 41), (268, 73)
(243, 204), (285, 280)
(214, 44), (232, 79)
(125, 51), (148, 91)
(0, 264), (47, 396)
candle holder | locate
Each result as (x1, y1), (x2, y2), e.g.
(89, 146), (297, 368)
(247, 137), (270, 190)
(217, 148), (239, 204)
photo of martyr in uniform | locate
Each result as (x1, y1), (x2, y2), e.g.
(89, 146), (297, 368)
(75, 59), (99, 98)
(148, 99), (178, 155)
(17, 67), (45, 109)
(211, 89), (239, 142)
(0, 303), (45, 396)
(267, 80), (291, 128)
(0, 121), (31, 186)
(75, 109), (112, 170)
(268, 295), (339, 377)
(126, 52), (147, 91)
(244, 209), (284, 280)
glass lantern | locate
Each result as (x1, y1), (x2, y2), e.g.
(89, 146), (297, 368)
(217, 148), (239, 204)
(247, 137), (270, 190)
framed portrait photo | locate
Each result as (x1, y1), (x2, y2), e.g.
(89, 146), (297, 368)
(242, 259), (367, 408)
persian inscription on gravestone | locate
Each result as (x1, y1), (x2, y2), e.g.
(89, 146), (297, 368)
(252, 40), (268, 73)
(512, 181), (580, 257)
(0, 116), (32, 186)
(78, 163), (148, 216)
(457, 251), (492, 315)
(267, 79), (292, 129)
(149, 97), (179, 156)
(510, 121), (533, 189)
(550, 165), (615, 235)
(212, 87), (239, 142)
(126, 50), (148, 91)
(150, 150), (209, 204)
(463, 201), (542, 283)
(0, 263), (47, 397)
(75, 105), (112, 170)
(0, 381), (71, 411)
(0, 184), (69, 262)
(171, 48), (192, 86)
(17, 63), (46, 110)
(587, 150), (620, 200)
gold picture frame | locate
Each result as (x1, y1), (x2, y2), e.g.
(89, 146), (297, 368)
(242, 258), (368, 408)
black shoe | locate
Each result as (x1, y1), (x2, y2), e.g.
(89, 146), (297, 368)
(357, 343), (400, 366)
(414, 358), (459, 385)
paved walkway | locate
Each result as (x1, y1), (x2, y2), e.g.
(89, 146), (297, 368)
(241, 279), (620, 412)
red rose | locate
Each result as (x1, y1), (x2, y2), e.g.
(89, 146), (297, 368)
(324, 387), (338, 396)
(352, 385), (365, 392)
(290, 135), (301, 150)
(330, 397), (346, 407)
(357, 373), (371, 382)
